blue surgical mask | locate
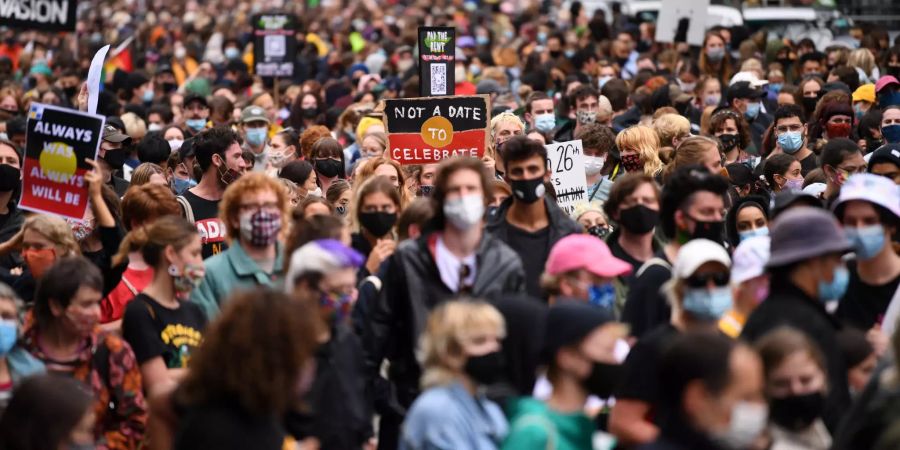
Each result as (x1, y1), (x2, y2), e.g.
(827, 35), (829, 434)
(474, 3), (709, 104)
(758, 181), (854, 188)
(777, 131), (804, 154)
(476, 35), (489, 46)
(469, 65), (482, 77)
(224, 47), (241, 60)
(534, 113), (556, 133)
(171, 176), (197, 195)
(245, 127), (267, 147)
(0, 320), (16, 356)
(588, 283), (617, 311)
(598, 75), (613, 88)
(818, 266), (849, 301)
(537, 32), (548, 44)
(683, 286), (732, 320)
(142, 89), (154, 103)
(739, 226), (769, 242)
(854, 103), (865, 120)
(186, 118), (206, 132)
(564, 49), (575, 58)
(745, 102), (761, 120)
(845, 224), (886, 260)
(883, 124), (900, 144)
(768, 83), (783, 95)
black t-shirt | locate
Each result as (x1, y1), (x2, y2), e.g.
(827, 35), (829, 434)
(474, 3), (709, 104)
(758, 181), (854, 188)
(607, 233), (655, 290)
(174, 399), (286, 450)
(836, 260), (900, 331)
(616, 323), (679, 404)
(122, 293), (207, 367)
(622, 252), (671, 338)
(799, 152), (818, 177)
(181, 190), (228, 259)
(505, 223), (550, 299)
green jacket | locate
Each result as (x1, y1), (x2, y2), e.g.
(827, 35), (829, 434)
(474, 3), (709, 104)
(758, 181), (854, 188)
(190, 240), (283, 319)
(502, 397), (595, 450)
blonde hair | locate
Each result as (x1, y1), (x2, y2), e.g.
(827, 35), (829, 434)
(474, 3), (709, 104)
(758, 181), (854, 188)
(23, 215), (80, 257)
(130, 163), (165, 187)
(121, 112), (147, 142)
(653, 114), (691, 148)
(490, 111), (525, 147)
(849, 48), (877, 79)
(419, 300), (506, 389)
(662, 135), (721, 182)
(615, 125), (664, 176)
(354, 157), (411, 209)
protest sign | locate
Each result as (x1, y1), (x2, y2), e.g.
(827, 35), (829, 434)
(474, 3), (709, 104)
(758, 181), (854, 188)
(384, 95), (489, 165)
(655, 0), (710, 46)
(545, 140), (587, 216)
(19, 104), (105, 220)
(1, 0), (77, 32)
(252, 13), (297, 78)
(418, 27), (455, 97)
(87, 45), (110, 115)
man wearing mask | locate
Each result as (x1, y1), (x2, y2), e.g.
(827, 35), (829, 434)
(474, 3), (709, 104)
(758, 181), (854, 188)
(239, 106), (269, 171)
(0, 140), (22, 272)
(99, 124), (133, 197)
(867, 144), (900, 184)
(642, 332), (767, 450)
(524, 92), (556, 136)
(182, 93), (210, 138)
(880, 104), (900, 145)
(503, 302), (627, 449)
(741, 207), (853, 431)
(820, 138), (867, 205)
(623, 165), (729, 338)
(363, 157), (525, 450)
(178, 127), (250, 259)
(762, 105), (818, 178)
(487, 136), (581, 298)
(555, 85), (600, 143)
(726, 81), (771, 152)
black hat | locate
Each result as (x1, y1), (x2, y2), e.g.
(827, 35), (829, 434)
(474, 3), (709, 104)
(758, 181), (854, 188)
(184, 93), (208, 109)
(179, 137), (196, 159)
(102, 124), (132, 145)
(128, 72), (149, 90)
(822, 81), (851, 95)
(726, 81), (765, 102)
(541, 302), (614, 363)
(869, 144), (900, 170)
(725, 162), (754, 186)
(156, 63), (174, 76)
(771, 190), (822, 218)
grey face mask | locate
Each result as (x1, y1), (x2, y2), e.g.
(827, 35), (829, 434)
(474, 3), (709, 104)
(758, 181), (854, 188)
(577, 110), (597, 125)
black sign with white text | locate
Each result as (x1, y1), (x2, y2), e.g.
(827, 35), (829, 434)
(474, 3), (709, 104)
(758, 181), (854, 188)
(1, 0), (77, 31)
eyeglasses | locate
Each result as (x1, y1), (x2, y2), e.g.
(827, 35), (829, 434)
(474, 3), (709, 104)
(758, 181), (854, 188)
(775, 124), (804, 134)
(685, 272), (730, 288)
(238, 202), (280, 213)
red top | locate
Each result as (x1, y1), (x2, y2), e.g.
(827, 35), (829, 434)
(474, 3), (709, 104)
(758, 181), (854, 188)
(101, 267), (154, 323)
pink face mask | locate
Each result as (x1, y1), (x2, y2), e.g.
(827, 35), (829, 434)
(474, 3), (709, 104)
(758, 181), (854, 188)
(754, 281), (770, 304)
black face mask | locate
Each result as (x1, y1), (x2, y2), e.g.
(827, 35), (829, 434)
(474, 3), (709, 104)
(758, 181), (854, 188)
(0, 164), (20, 191)
(509, 177), (546, 204)
(315, 159), (342, 178)
(687, 215), (725, 244)
(588, 225), (611, 239)
(162, 82), (178, 93)
(582, 361), (624, 398)
(101, 149), (128, 170)
(359, 211), (397, 237)
(464, 350), (505, 386)
(718, 133), (739, 152)
(63, 85), (78, 99)
(417, 184), (434, 197)
(618, 204), (659, 235)
(802, 96), (819, 114)
(888, 66), (900, 79)
(302, 107), (319, 119)
(769, 391), (826, 431)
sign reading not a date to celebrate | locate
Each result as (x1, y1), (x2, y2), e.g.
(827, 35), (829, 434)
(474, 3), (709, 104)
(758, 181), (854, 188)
(545, 140), (587, 216)
(384, 95), (490, 165)
(20, 103), (105, 220)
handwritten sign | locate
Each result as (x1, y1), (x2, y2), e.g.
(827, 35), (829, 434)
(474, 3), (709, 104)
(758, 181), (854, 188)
(253, 13), (297, 78)
(418, 26), (455, 97)
(545, 140), (587, 216)
(384, 95), (489, 165)
(19, 104), (104, 220)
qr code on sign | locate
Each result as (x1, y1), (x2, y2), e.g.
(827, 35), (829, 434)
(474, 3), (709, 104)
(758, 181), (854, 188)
(430, 64), (447, 95)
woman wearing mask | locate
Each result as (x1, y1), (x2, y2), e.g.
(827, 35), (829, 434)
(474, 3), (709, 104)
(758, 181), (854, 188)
(572, 201), (611, 239)
(795, 77), (824, 121)
(810, 103), (855, 154)
(400, 300), (509, 450)
(310, 137), (346, 194)
(0, 374), (96, 450)
(352, 176), (402, 279)
(615, 125), (664, 178)
(693, 76), (723, 110)
(603, 173), (662, 286)
(355, 157), (412, 208)
(709, 109), (754, 166)
(540, 234), (632, 311)
(23, 257), (147, 449)
(190, 173), (289, 319)
(756, 327), (832, 450)
(725, 196), (770, 247)
(698, 32), (733, 86)
(279, 160), (320, 200)
(662, 136), (725, 182)
(288, 92), (324, 131)
(122, 216), (208, 394)
(0, 283), (44, 414)
(610, 239), (733, 446)
(0, 214), (80, 301)
(360, 131), (388, 160)
(765, 154), (804, 193)
(267, 128), (300, 174)
(326, 179), (353, 216)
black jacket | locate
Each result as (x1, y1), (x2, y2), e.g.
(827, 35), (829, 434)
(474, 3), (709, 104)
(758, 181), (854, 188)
(0, 204), (24, 271)
(362, 230), (526, 411)
(741, 277), (851, 432)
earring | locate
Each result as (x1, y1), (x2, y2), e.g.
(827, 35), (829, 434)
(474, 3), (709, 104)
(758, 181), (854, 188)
(168, 264), (180, 277)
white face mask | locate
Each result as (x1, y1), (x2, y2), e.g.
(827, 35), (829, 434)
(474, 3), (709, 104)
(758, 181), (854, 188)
(168, 139), (184, 151)
(584, 154), (606, 176)
(148, 123), (163, 132)
(712, 401), (768, 450)
(443, 194), (485, 230)
(309, 187), (322, 197)
(455, 66), (467, 82)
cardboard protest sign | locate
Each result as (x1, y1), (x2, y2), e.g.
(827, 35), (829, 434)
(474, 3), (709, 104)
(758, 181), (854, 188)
(545, 140), (587, 216)
(384, 95), (489, 165)
(655, 0), (710, 46)
(1, 0), (77, 32)
(253, 13), (297, 78)
(418, 27), (455, 97)
(19, 104), (105, 220)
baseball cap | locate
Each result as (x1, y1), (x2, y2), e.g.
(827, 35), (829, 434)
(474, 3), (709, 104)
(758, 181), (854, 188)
(668, 84), (692, 104)
(767, 207), (852, 268)
(476, 78), (507, 95)
(876, 75), (900, 93)
(285, 239), (364, 293)
(803, 183), (827, 198)
(729, 71), (768, 88)
(541, 301), (616, 363)
(771, 190), (822, 218)
(240, 105), (269, 124)
(832, 173), (900, 221)
(730, 236), (770, 286)
(102, 124), (132, 145)
(183, 93), (208, 109)
(672, 239), (731, 279)
(852, 84), (876, 103)
(823, 81), (851, 95)
(868, 144), (900, 170)
(545, 234), (632, 278)
(726, 81), (765, 102)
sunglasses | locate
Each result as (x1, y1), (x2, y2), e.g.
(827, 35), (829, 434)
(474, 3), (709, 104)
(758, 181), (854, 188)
(685, 272), (730, 288)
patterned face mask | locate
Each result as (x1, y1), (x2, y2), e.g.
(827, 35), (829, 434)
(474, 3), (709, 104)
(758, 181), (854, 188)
(169, 263), (205, 299)
(320, 291), (354, 325)
(66, 218), (96, 242)
(621, 153), (643, 173)
(239, 210), (282, 247)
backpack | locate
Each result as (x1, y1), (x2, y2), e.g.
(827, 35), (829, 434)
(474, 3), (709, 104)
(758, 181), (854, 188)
(176, 195), (195, 224)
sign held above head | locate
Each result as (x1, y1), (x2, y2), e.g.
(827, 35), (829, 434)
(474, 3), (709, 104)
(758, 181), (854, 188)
(384, 95), (490, 165)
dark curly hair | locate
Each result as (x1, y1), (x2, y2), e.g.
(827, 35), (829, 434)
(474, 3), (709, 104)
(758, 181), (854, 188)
(660, 165), (730, 239)
(176, 288), (321, 416)
(193, 126), (241, 173)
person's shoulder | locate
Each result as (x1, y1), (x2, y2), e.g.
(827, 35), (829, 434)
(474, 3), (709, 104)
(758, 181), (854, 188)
(122, 294), (154, 319)
(407, 385), (462, 419)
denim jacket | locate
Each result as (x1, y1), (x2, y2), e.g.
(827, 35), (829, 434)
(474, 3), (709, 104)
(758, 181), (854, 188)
(400, 382), (508, 450)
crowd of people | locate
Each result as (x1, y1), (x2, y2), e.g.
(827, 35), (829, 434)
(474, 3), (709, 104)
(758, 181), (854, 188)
(2, 0), (900, 449)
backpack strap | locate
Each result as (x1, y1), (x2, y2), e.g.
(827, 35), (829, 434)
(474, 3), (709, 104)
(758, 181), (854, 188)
(635, 257), (672, 279)
(176, 195), (194, 224)
(120, 273), (138, 297)
(362, 275), (382, 292)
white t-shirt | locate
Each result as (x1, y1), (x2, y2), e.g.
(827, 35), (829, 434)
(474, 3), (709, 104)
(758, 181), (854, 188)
(435, 235), (477, 292)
